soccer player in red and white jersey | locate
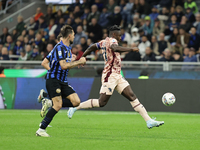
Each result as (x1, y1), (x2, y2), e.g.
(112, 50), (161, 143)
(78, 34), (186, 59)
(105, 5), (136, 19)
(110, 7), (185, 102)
(68, 25), (164, 129)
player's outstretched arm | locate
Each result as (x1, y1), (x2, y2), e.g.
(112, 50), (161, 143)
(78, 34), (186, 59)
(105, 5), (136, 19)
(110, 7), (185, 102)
(41, 58), (50, 70)
(110, 44), (139, 53)
(82, 44), (99, 57)
(59, 57), (86, 70)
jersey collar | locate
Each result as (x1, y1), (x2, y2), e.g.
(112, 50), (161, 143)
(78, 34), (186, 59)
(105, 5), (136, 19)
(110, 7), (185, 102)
(60, 40), (72, 51)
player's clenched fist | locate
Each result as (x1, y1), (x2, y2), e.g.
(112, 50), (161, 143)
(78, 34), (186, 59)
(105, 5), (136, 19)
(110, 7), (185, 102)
(79, 57), (86, 64)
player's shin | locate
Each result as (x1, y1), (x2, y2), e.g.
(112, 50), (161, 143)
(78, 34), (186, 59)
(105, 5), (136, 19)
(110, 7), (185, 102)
(130, 99), (151, 121)
(76, 99), (99, 110)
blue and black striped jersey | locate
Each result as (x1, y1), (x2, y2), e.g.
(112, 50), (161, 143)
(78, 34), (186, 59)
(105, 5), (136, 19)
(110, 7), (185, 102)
(46, 40), (72, 83)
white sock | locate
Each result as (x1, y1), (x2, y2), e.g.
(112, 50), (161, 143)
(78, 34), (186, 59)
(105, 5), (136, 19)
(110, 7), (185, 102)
(130, 99), (151, 122)
(76, 99), (99, 110)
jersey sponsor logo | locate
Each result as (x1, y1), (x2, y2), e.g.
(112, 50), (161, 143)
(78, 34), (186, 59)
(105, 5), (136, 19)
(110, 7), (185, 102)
(58, 51), (62, 56)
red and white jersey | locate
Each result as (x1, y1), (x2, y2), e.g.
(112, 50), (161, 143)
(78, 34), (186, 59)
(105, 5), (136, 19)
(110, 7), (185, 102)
(96, 37), (121, 76)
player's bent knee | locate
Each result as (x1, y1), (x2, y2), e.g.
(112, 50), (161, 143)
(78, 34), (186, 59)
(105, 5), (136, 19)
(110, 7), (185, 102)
(99, 100), (107, 107)
(71, 99), (80, 107)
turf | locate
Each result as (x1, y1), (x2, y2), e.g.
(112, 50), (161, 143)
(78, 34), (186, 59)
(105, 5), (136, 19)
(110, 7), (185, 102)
(0, 110), (200, 150)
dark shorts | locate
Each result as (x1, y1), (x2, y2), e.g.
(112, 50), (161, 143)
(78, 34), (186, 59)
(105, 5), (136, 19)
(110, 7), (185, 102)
(46, 78), (75, 99)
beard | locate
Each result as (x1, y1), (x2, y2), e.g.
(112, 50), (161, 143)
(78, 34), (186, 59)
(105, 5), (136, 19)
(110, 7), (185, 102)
(70, 40), (73, 45)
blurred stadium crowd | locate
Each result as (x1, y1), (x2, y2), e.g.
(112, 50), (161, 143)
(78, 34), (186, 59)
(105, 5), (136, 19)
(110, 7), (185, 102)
(0, 0), (200, 63)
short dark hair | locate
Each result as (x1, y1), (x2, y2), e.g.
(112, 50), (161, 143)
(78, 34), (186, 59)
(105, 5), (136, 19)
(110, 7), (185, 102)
(108, 25), (121, 32)
(60, 25), (73, 38)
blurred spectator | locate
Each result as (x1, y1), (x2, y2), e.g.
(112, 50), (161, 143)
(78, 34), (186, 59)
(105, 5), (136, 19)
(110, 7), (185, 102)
(28, 29), (35, 41)
(137, 0), (151, 17)
(182, 47), (197, 70)
(48, 34), (57, 46)
(87, 38), (93, 47)
(168, 27), (179, 44)
(157, 7), (169, 24)
(23, 36), (30, 47)
(25, 44), (33, 58)
(175, 28), (190, 55)
(179, 16), (192, 32)
(106, 0), (117, 13)
(13, 40), (23, 55)
(45, 7), (54, 24)
(193, 13), (200, 34)
(121, 0), (134, 26)
(94, 0), (104, 12)
(131, 14), (140, 29)
(142, 47), (156, 61)
(138, 35), (151, 57)
(82, 19), (88, 32)
(16, 16), (26, 35)
(11, 29), (18, 43)
(174, 5), (184, 22)
(80, 37), (88, 51)
(74, 26), (88, 45)
(0, 27), (10, 45)
(72, 17), (82, 33)
(73, 6), (83, 18)
(120, 0), (126, 12)
(158, 33), (171, 55)
(184, 0), (198, 14)
(98, 7), (110, 28)
(143, 16), (154, 39)
(4, 35), (14, 53)
(34, 16), (48, 31)
(0, 47), (9, 60)
(123, 43), (141, 61)
(21, 29), (27, 38)
(130, 27), (140, 46)
(149, 6), (159, 21)
(48, 18), (55, 31)
(159, 48), (174, 61)
(55, 9), (64, 24)
(188, 27), (200, 51)
(87, 18), (102, 43)
(81, 7), (90, 20)
(107, 6), (122, 26)
(54, 17), (65, 37)
(153, 18), (165, 37)
(0, 66), (6, 77)
(185, 7), (195, 23)
(27, 45), (42, 61)
(173, 0), (184, 7)
(87, 5), (100, 23)
(18, 49), (27, 61)
(168, 15), (179, 33)
(150, 35), (159, 55)
(120, 28), (131, 45)
(26, 17), (36, 31)
(75, 44), (83, 60)
(172, 52), (183, 62)
(34, 7), (44, 21)
(44, 43), (54, 58)
(183, 47), (190, 59)
(35, 33), (46, 54)
(68, 0), (81, 12)
(80, 0), (90, 10)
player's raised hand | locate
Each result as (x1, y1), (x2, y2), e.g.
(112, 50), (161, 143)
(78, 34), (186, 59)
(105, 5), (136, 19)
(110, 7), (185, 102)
(132, 47), (139, 52)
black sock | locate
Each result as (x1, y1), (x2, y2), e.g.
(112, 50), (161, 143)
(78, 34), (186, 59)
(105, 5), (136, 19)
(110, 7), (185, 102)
(43, 92), (48, 98)
(62, 98), (73, 107)
(40, 108), (57, 129)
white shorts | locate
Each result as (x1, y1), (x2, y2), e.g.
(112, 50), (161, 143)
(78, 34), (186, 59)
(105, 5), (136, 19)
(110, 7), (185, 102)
(100, 73), (129, 95)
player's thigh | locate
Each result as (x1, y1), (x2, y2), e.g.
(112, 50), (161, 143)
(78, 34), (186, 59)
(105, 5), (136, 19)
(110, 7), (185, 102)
(100, 75), (117, 95)
(67, 93), (80, 106)
(46, 79), (62, 99)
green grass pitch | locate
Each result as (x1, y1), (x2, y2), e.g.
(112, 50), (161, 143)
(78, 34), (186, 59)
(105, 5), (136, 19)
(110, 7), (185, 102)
(0, 110), (200, 150)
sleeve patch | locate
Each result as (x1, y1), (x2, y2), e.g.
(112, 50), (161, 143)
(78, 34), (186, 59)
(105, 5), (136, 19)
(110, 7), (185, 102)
(58, 51), (62, 56)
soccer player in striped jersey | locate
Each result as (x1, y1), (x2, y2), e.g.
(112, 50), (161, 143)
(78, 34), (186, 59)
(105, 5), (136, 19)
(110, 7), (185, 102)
(67, 25), (164, 129)
(36, 25), (86, 137)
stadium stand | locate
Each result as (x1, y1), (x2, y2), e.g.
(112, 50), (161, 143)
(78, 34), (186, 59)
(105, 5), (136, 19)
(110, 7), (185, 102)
(1, 0), (200, 64)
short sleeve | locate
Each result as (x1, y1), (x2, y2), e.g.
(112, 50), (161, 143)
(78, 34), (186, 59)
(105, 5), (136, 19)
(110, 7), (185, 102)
(56, 45), (65, 61)
(110, 38), (118, 46)
(96, 40), (104, 49)
(46, 51), (52, 61)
